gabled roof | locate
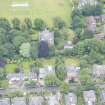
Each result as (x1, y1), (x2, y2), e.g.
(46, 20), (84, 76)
(12, 97), (26, 105)
(65, 65), (80, 73)
(39, 29), (54, 40)
(0, 98), (10, 105)
(83, 90), (96, 103)
(29, 96), (44, 105)
(47, 95), (59, 105)
(101, 91), (105, 102)
(93, 64), (105, 76)
(94, 33), (105, 40)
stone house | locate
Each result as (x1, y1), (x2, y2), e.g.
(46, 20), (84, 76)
(94, 33), (105, 40)
(86, 16), (97, 33)
(12, 97), (26, 105)
(101, 90), (105, 103)
(83, 90), (96, 105)
(65, 65), (80, 82)
(39, 29), (54, 45)
(29, 96), (44, 105)
(78, 0), (97, 9)
(47, 95), (60, 105)
(64, 41), (73, 49)
(0, 98), (10, 105)
(92, 64), (105, 78)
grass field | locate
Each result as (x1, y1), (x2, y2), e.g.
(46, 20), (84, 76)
(0, 0), (72, 25)
(5, 57), (80, 73)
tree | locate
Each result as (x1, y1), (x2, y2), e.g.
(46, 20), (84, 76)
(0, 28), (7, 44)
(24, 80), (36, 88)
(24, 18), (32, 29)
(34, 18), (46, 31)
(0, 68), (6, 80)
(12, 18), (21, 30)
(59, 82), (69, 94)
(53, 17), (65, 29)
(30, 41), (38, 58)
(38, 41), (49, 58)
(55, 57), (67, 81)
(19, 42), (31, 58)
(44, 74), (60, 87)
(79, 68), (94, 86)
(81, 3), (103, 16)
(2, 42), (16, 58)
(54, 28), (67, 49)
(55, 63), (67, 81)
(0, 18), (11, 31)
(89, 50), (104, 64)
(72, 15), (85, 40)
(12, 35), (27, 50)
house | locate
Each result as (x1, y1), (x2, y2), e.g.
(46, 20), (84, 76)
(65, 93), (77, 105)
(86, 16), (97, 33)
(78, 0), (97, 9)
(65, 65), (80, 82)
(83, 90), (96, 105)
(12, 97), (26, 105)
(7, 72), (37, 81)
(94, 33), (105, 40)
(92, 64), (105, 77)
(39, 29), (54, 45)
(0, 98), (10, 105)
(7, 73), (25, 81)
(64, 41), (73, 49)
(101, 14), (105, 22)
(29, 96), (44, 105)
(100, 91), (105, 103)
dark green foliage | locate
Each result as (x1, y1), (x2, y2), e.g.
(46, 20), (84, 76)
(30, 41), (38, 58)
(34, 18), (46, 31)
(44, 74), (60, 86)
(12, 18), (21, 30)
(81, 4), (103, 16)
(0, 18), (11, 31)
(53, 17), (65, 29)
(55, 57), (67, 81)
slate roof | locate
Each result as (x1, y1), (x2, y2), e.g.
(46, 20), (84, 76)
(7, 73), (37, 81)
(39, 29), (54, 45)
(101, 91), (105, 102)
(65, 65), (80, 74)
(86, 16), (97, 33)
(12, 97), (26, 105)
(29, 96), (44, 105)
(0, 98), (10, 105)
(78, 0), (97, 9)
(101, 14), (105, 22)
(65, 93), (77, 105)
(47, 95), (59, 105)
(92, 64), (105, 77)
(94, 33), (105, 40)
(83, 90), (96, 103)
(64, 41), (73, 49)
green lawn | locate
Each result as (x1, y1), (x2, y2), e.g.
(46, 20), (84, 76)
(0, 0), (72, 25)
(5, 57), (80, 73)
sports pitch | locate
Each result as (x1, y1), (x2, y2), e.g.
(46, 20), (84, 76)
(0, 0), (72, 25)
